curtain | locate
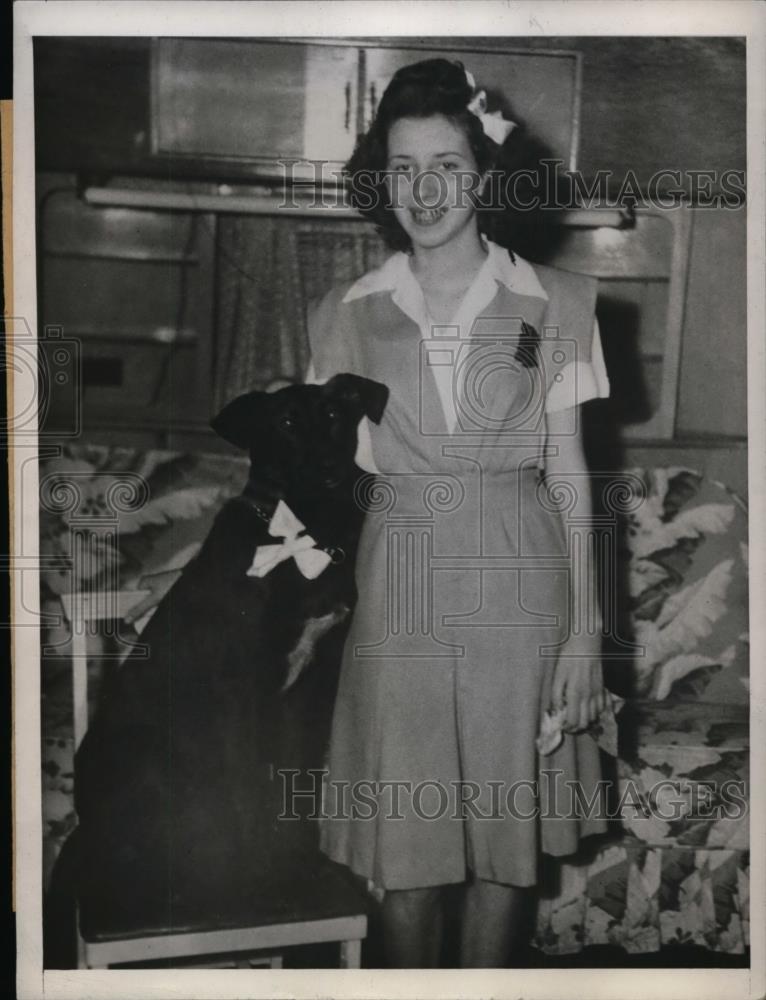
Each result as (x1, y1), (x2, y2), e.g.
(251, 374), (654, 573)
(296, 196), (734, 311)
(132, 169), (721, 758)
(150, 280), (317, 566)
(214, 216), (387, 408)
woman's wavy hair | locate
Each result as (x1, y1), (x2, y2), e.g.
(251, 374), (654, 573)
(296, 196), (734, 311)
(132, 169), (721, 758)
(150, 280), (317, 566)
(344, 57), (545, 254)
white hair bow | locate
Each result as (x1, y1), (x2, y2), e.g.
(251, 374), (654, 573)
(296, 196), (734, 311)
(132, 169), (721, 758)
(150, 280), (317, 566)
(464, 69), (517, 146)
(247, 500), (332, 580)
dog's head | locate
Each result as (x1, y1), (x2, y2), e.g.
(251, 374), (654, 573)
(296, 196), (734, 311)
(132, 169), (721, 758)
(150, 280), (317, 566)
(211, 374), (388, 499)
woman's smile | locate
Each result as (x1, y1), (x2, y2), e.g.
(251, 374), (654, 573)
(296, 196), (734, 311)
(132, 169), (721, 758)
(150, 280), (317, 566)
(410, 205), (449, 227)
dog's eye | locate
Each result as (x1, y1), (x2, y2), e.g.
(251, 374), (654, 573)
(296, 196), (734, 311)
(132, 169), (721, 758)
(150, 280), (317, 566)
(326, 407), (340, 421)
(278, 415), (295, 431)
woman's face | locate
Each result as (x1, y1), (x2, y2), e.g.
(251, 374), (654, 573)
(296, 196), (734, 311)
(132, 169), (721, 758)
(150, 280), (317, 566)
(385, 114), (482, 252)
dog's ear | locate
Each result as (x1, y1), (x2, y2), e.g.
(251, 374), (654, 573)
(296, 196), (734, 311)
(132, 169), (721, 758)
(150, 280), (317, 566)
(326, 374), (389, 425)
(210, 391), (267, 449)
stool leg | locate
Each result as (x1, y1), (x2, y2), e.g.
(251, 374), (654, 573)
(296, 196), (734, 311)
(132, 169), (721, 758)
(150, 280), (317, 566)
(340, 938), (361, 969)
(75, 913), (90, 969)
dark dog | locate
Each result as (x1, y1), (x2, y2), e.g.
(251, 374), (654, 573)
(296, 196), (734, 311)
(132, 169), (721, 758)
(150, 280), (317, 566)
(51, 373), (388, 941)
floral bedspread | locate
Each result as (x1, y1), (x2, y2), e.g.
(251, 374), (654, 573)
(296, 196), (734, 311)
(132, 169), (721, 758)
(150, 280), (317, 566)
(536, 841), (749, 955)
(534, 699), (749, 954)
(534, 466), (749, 955)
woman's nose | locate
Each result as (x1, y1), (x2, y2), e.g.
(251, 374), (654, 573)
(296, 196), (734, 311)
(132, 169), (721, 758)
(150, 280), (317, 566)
(413, 171), (444, 208)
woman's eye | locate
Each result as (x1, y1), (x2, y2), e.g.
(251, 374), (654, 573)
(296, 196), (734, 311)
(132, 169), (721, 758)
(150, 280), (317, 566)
(441, 161), (459, 170)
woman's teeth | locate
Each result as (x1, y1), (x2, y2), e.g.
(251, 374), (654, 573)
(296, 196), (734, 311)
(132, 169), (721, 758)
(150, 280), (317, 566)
(411, 206), (447, 226)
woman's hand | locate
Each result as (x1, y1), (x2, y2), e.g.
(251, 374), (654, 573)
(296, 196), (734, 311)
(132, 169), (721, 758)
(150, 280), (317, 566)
(544, 408), (606, 735)
(124, 569), (182, 626)
(550, 639), (606, 733)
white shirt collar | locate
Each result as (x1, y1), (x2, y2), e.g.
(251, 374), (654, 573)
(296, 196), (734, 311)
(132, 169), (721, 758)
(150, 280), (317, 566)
(342, 238), (548, 305)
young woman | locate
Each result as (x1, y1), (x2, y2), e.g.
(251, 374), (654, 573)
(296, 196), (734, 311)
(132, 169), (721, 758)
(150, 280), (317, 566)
(306, 58), (611, 968)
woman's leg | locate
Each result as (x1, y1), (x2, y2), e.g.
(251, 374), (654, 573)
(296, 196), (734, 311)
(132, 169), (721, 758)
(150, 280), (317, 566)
(381, 886), (444, 967)
(460, 877), (529, 967)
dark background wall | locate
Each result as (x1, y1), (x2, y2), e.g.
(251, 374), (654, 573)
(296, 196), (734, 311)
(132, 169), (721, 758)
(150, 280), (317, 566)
(465, 36), (745, 189)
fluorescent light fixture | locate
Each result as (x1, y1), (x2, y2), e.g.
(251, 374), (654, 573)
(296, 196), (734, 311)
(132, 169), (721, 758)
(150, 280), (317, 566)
(81, 187), (635, 228)
(81, 186), (354, 218)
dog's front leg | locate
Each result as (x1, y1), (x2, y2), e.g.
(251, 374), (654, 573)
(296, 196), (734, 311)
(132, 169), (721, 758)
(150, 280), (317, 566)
(282, 605), (351, 692)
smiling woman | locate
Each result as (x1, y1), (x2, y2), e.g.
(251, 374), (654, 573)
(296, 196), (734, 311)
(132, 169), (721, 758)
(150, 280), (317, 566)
(304, 58), (613, 969)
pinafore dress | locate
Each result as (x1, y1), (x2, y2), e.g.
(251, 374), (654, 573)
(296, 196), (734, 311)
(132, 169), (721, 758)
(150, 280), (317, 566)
(308, 244), (608, 890)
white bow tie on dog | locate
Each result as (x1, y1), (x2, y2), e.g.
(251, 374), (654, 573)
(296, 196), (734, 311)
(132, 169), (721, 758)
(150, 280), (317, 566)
(247, 500), (332, 580)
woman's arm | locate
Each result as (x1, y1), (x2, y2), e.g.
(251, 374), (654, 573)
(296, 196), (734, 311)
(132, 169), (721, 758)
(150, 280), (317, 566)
(545, 407), (606, 732)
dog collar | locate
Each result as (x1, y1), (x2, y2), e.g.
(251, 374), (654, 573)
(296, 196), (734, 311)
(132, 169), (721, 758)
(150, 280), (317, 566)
(236, 492), (278, 524)
(236, 494), (346, 571)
